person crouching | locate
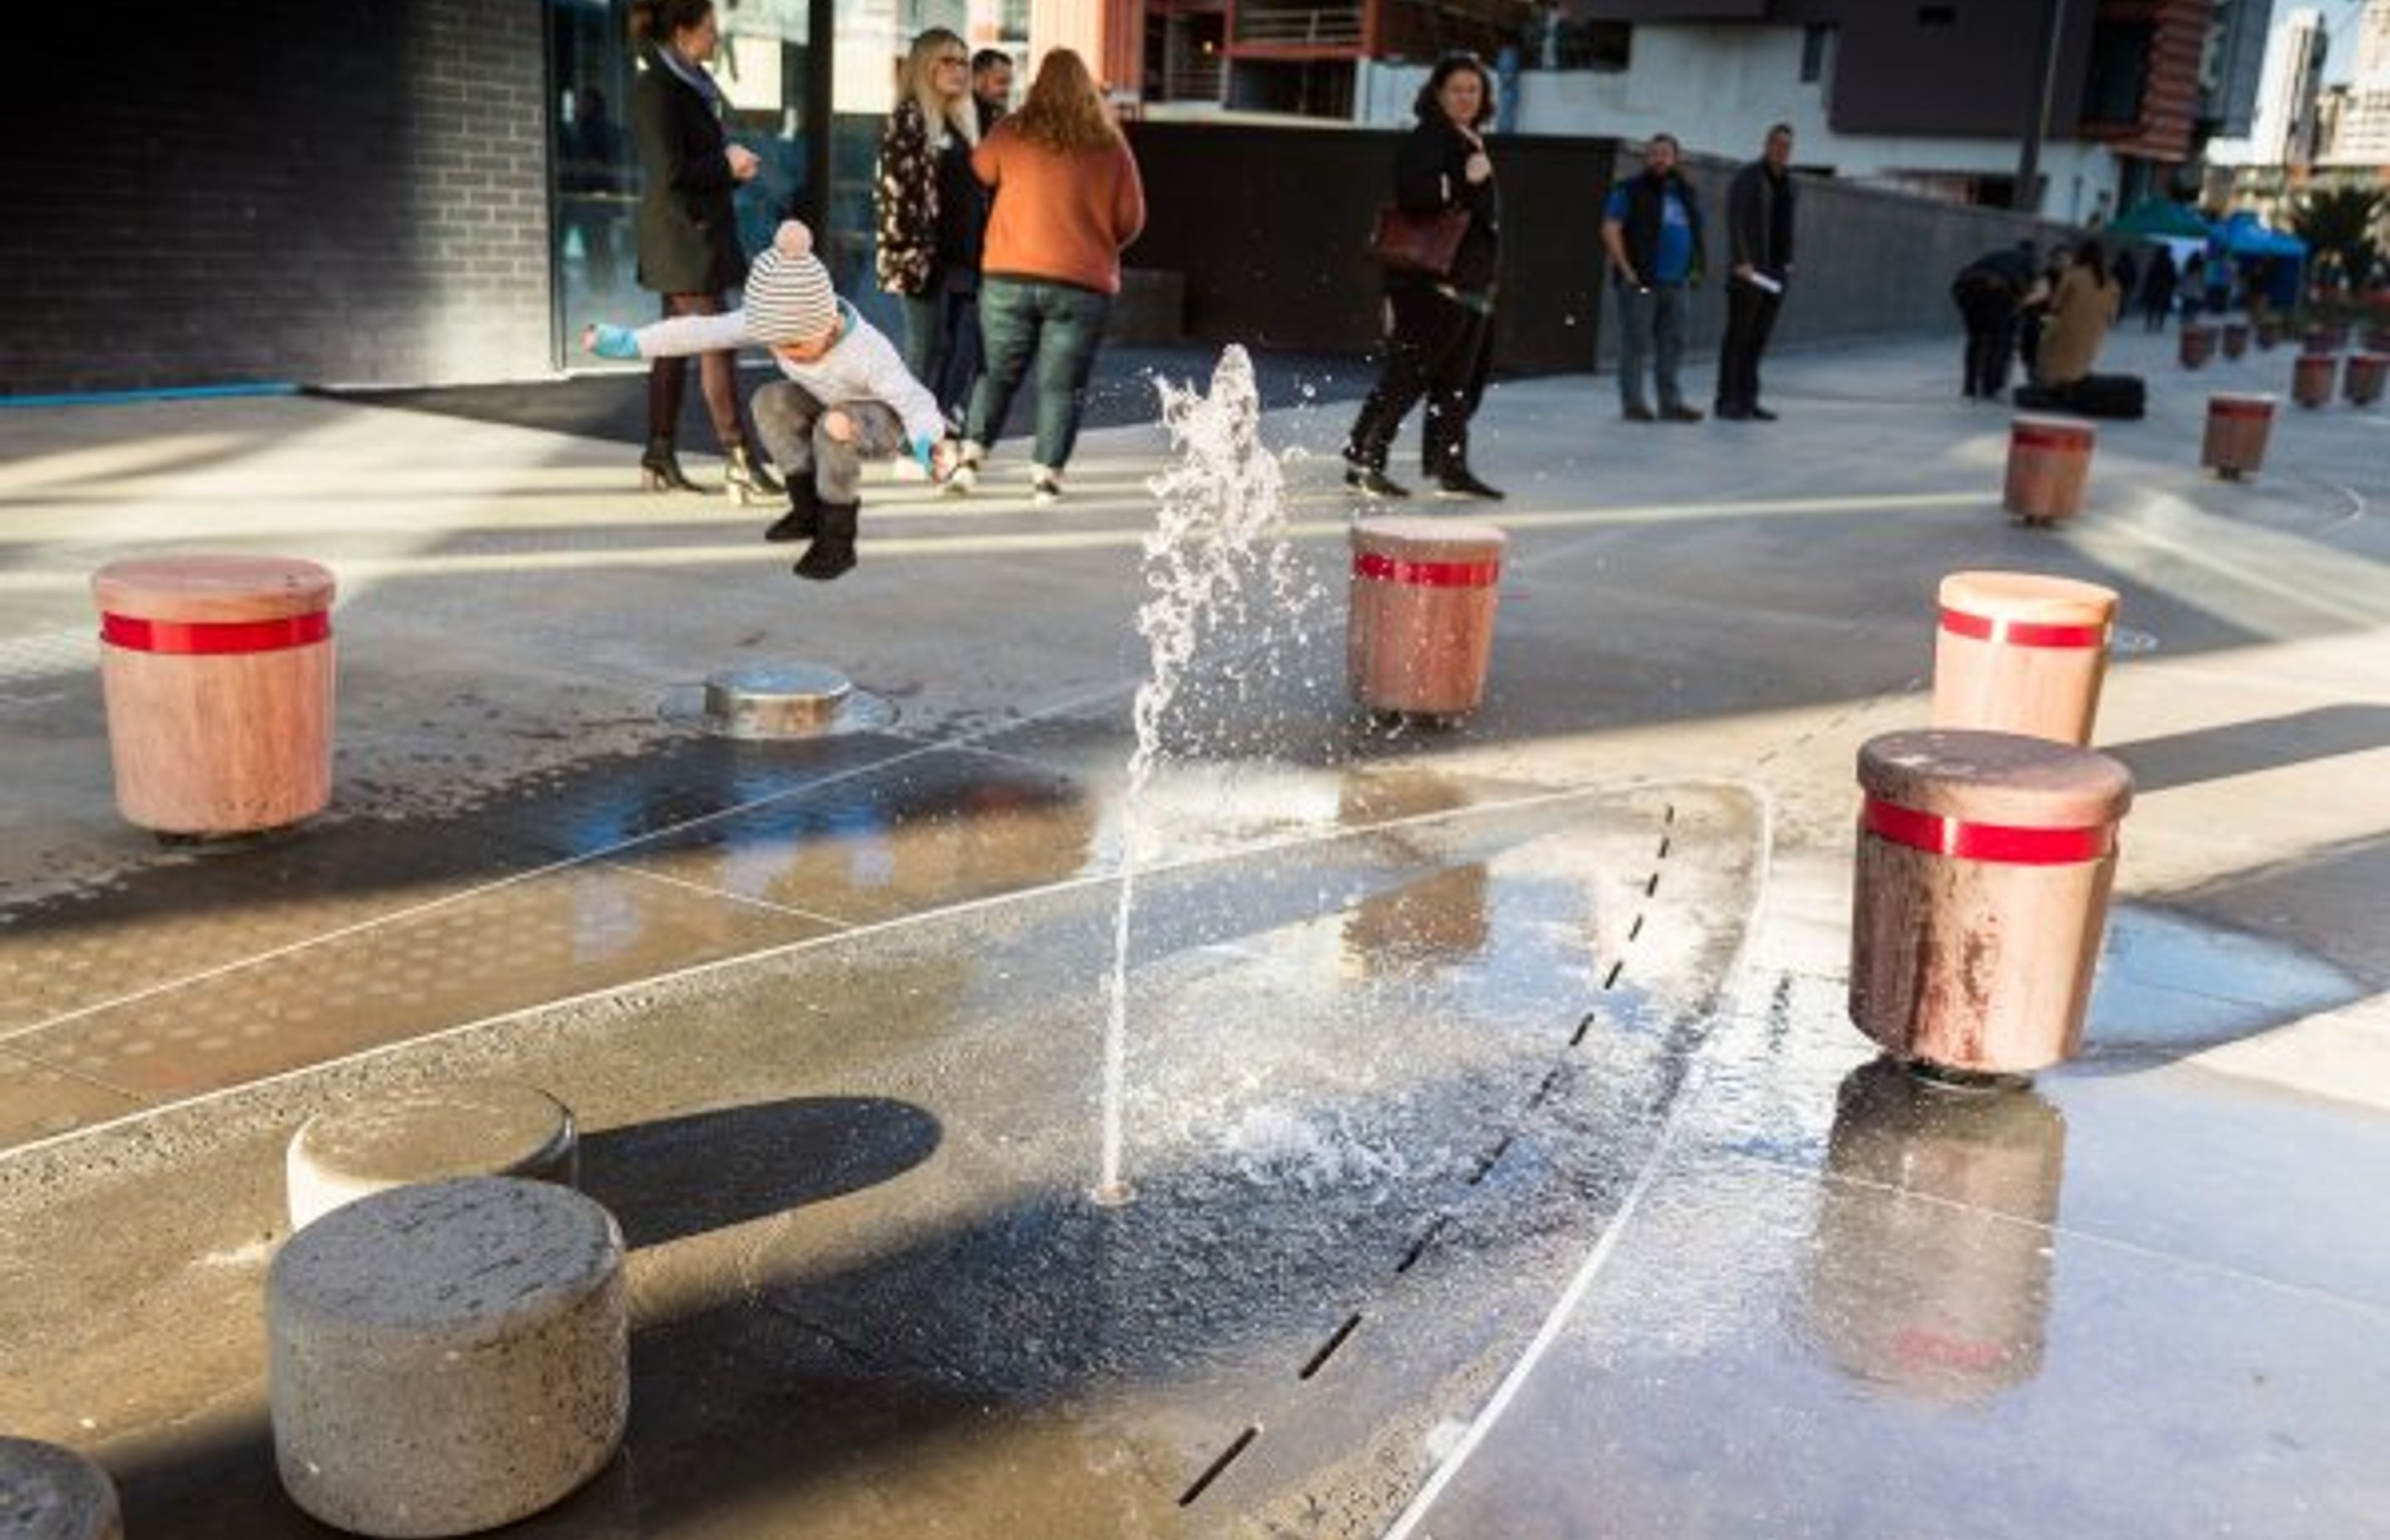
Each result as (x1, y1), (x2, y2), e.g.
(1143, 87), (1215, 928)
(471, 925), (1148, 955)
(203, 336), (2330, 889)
(585, 220), (952, 580)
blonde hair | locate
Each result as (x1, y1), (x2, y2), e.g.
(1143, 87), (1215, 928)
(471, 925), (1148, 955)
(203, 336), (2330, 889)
(901, 28), (978, 146)
(1008, 48), (1119, 153)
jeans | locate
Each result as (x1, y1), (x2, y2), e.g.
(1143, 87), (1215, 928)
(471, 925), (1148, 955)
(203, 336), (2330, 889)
(964, 276), (1113, 470)
(1344, 286), (1495, 479)
(900, 286), (982, 425)
(1615, 283), (1689, 412)
(750, 382), (905, 504)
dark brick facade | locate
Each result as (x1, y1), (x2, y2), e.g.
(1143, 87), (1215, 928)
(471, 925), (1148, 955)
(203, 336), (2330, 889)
(1, 0), (553, 396)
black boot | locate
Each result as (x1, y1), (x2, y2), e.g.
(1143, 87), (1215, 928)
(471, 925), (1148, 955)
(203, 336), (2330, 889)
(640, 436), (699, 493)
(723, 441), (783, 505)
(763, 477), (819, 543)
(793, 500), (858, 582)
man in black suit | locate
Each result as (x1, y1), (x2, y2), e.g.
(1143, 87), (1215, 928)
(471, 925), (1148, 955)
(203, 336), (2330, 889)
(1716, 122), (1796, 422)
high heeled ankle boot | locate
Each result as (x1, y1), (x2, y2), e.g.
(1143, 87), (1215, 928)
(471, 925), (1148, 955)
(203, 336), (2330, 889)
(640, 437), (699, 493)
(793, 500), (858, 582)
(723, 442), (783, 505)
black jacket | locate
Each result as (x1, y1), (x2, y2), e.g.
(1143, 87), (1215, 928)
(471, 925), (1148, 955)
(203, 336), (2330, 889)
(1616, 170), (1705, 287)
(1725, 160), (1793, 279)
(1390, 113), (1500, 295)
(631, 42), (748, 295)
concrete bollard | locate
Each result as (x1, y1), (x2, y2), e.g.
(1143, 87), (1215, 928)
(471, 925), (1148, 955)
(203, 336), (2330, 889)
(2344, 352), (2387, 407)
(286, 1081), (580, 1231)
(2001, 417), (2094, 526)
(1798, 1057), (2065, 1405)
(0, 1437), (123, 1540)
(1347, 517), (1506, 718)
(2201, 392), (2275, 479)
(2220, 319), (2249, 359)
(2254, 316), (2283, 350)
(2368, 325), (2390, 354)
(1930, 572), (2117, 746)
(2292, 350), (2338, 409)
(91, 554), (336, 837)
(270, 1177), (628, 1538)
(2176, 322), (2216, 369)
(1849, 729), (2134, 1076)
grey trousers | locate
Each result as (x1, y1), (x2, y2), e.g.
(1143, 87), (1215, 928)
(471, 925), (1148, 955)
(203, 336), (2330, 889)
(750, 381), (906, 504)
(1615, 283), (1690, 412)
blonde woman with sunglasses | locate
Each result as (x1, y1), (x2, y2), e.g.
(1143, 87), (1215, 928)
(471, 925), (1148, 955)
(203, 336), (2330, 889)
(875, 27), (987, 424)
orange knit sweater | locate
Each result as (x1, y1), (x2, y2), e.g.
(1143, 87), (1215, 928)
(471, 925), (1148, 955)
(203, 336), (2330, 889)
(973, 127), (1146, 295)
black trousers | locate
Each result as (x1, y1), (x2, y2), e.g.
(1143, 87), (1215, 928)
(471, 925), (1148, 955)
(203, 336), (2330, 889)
(1715, 280), (1783, 413)
(1955, 285), (2019, 397)
(1345, 287), (1494, 478)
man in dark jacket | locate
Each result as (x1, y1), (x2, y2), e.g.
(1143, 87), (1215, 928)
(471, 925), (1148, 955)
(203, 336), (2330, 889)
(1952, 241), (2036, 400)
(1715, 123), (1796, 422)
(1599, 132), (1706, 422)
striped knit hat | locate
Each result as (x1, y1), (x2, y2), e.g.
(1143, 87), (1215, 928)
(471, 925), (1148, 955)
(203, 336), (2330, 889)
(744, 222), (837, 344)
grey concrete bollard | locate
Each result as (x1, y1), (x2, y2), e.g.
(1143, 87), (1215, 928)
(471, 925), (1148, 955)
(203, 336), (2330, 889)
(0, 1438), (122, 1540)
(286, 1080), (579, 1231)
(1849, 729), (2134, 1076)
(269, 1177), (628, 1538)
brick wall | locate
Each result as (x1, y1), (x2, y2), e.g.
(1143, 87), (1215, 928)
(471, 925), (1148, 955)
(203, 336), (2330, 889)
(0, 0), (553, 396)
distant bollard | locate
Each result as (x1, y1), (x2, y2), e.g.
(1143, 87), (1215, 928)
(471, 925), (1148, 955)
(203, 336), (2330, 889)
(2176, 322), (2216, 369)
(1347, 517), (1506, 718)
(2302, 324), (2349, 354)
(1930, 572), (2118, 746)
(2344, 352), (2387, 407)
(2220, 319), (2249, 359)
(2254, 316), (2283, 350)
(2002, 417), (2095, 526)
(2201, 392), (2275, 479)
(286, 1081), (581, 1231)
(0, 1437), (122, 1540)
(2292, 351), (2338, 409)
(1849, 729), (2134, 1075)
(91, 554), (336, 836)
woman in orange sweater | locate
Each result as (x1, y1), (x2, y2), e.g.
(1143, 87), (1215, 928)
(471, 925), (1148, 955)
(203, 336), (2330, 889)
(948, 49), (1145, 504)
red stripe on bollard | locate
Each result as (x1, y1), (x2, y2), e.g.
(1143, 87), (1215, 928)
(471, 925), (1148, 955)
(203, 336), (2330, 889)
(1352, 552), (1501, 588)
(2010, 426), (2090, 451)
(1937, 607), (2109, 649)
(2209, 399), (2272, 420)
(1862, 797), (2113, 865)
(101, 611), (331, 655)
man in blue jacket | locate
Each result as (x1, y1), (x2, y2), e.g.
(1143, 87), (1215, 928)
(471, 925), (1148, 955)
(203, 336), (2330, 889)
(1600, 132), (1706, 423)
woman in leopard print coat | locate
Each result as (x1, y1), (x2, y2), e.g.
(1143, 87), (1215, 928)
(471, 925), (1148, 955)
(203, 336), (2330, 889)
(875, 27), (986, 422)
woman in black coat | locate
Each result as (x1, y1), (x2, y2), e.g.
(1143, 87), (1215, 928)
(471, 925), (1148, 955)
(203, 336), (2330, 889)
(627, 0), (778, 500)
(1342, 52), (1504, 501)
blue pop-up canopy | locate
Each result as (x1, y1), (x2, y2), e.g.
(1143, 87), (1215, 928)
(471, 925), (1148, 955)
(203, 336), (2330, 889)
(2211, 212), (2308, 309)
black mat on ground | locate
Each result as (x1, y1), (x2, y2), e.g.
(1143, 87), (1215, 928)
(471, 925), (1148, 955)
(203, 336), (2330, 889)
(324, 344), (1376, 449)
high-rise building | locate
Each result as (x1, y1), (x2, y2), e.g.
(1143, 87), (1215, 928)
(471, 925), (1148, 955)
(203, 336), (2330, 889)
(2232, 7), (2332, 167)
(2323, 0), (2390, 163)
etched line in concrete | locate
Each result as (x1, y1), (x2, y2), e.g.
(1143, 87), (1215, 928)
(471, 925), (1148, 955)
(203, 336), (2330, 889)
(1529, 1066), (1564, 1107)
(1568, 1014), (1596, 1048)
(1394, 1216), (1448, 1275)
(592, 860), (856, 930)
(1466, 1133), (1514, 1187)
(1644, 871), (1661, 898)
(1627, 914), (1645, 942)
(1602, 961), (1625, 991)
(1178, 1425), (1260, 1507)
(1298, 1313), (1364, 1382)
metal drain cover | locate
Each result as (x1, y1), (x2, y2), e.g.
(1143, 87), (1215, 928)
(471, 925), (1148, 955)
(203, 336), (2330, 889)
(661, 663), (898, 738)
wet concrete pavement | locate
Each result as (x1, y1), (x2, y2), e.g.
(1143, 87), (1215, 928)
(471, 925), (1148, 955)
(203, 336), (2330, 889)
(1, 324), (2386, 1536)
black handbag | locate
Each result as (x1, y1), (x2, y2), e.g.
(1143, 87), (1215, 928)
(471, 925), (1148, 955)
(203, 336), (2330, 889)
(1368, 203), (1471, 279)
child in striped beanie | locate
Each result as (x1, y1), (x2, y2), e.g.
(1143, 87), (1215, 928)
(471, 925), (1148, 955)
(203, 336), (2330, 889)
(586, 221), (954, 581)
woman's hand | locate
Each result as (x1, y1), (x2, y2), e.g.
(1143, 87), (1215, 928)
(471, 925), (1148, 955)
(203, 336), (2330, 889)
(727, 144), (761, 182)
(1463, 151), (1493, 185)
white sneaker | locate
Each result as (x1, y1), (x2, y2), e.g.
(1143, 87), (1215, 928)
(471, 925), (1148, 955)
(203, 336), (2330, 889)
(943, 440), (986, 497)
(890, 456), (929, 482)
(1030, 465), (1063, 505)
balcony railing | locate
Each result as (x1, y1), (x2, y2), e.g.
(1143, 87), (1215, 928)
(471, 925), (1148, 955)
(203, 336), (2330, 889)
(1232, 2), (1365, 47)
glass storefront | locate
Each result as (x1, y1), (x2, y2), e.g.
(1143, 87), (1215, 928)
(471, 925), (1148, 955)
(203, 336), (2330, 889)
(547, 0), (1025, 367)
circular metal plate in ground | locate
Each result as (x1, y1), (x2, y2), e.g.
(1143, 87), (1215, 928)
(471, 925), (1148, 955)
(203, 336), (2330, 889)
(2109, 626), (2160, 657)
(659, 663), (899, 738)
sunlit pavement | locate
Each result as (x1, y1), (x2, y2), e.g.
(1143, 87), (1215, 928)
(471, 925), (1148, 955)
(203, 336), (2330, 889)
(1, 324), (2385, 1536)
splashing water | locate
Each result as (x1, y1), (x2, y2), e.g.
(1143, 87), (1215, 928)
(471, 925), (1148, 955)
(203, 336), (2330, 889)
(1097, 346), (1310, 1204)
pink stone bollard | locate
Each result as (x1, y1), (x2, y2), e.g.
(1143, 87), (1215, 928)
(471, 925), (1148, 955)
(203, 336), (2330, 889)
(1347, 518), (1506, 717)
(1931, 572), (2117, 746)
(2344, 352), (2387, 407)
(2201, 392), (2275, 479)
(1849, 729), (2134, 1075)
(2292, 350), (2338, 409)
(2221, 320), (2249, 359)
(2002, 416), (2094, 525)
(2178, 323), (2217, 369)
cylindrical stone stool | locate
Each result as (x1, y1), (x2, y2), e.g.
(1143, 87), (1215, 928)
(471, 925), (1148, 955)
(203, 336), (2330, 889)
(0, 1437), (123, 1540)
(1798, 1057), (2064, 1406)
(2344, 352), (2387, 407)
(2201, 392), (2275, 480)
(287, 1081), (580, 1231)
(1931, 572), (2117, 746)
(2302, 324), (2348, 354)
(2220, 319), (2249, 359)
(1348, 518), (1506, 717)
(2255, 316), (2283, 350)
(2001, 417), (2094, 526)
(91, 554), (336, 836)
(2292, 350), (2339, 409)
(2367, 325), (2390, 354)
(1850, 729), (2134, 1076)
(270, 1177), (628, 1538)
(2176, 322), (2215, 369)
